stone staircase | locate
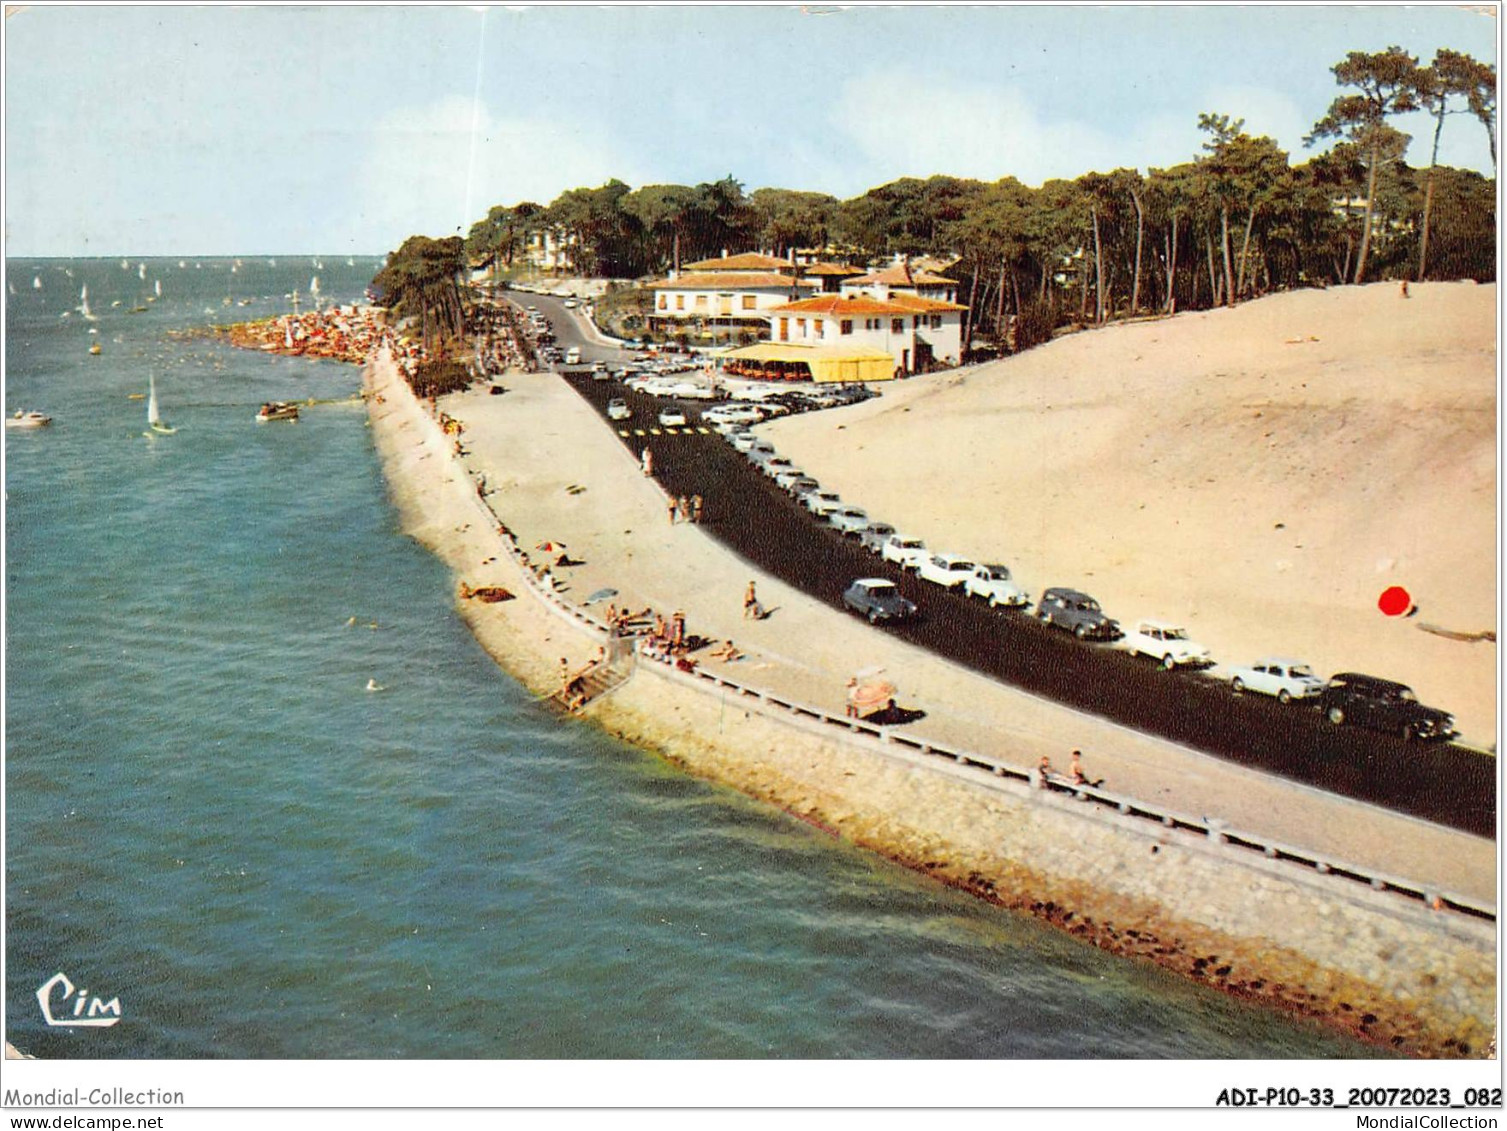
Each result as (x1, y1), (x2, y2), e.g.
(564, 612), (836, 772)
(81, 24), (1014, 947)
(550, 636), (637, 711)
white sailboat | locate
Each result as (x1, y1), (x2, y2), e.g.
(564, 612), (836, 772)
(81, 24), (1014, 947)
(32, 275), (42, 290)
(121, 258), (130, 270)
(146, 375), (177, 435)
(154, 279), (162, 298)
(79, 285), (97, 321)
(138, 262), (147, 280)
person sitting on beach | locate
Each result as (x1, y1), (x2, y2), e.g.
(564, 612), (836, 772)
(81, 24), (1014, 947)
(845, 677), (860, 718)
(1037, 756), (1055, 786)
(708, 639), (742, 662)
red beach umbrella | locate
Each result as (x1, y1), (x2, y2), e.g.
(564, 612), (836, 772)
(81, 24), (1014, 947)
(536, 541), (567, 553)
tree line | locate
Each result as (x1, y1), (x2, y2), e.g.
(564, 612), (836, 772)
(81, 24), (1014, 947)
(384, 46), (1495, 354)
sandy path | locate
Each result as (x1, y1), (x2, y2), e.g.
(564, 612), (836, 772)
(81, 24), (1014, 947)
(366, 353), (1494, 905)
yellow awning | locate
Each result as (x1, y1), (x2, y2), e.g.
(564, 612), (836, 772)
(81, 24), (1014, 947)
(714, 343), (896, 383)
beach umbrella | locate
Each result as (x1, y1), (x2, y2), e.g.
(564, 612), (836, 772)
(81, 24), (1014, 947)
(536, 540), (567, 553)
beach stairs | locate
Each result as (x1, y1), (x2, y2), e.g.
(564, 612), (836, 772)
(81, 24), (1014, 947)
(549, 636), (637, 713)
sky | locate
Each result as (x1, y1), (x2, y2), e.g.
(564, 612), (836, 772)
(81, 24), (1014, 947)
(3, 3), (1498, 255)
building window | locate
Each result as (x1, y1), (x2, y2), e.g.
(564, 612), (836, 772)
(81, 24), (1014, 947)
(796, 318), (806, 336)
(695, 294), (708, 309)
(778, 318), (789, 342)
(676, 294), (685, 311)
(931, 314), (942, 328)
(913, 316), (921, 328)
(741, 295), (757, 310)
(891, 318), (904, 333)
(657, 295), (667, 311)
(840, 319), (853, 335)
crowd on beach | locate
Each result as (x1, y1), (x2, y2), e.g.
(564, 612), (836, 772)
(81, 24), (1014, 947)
(226, 304), (393, 365)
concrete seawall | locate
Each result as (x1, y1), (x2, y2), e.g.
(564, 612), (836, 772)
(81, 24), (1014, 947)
(364, 351), (1495, 1058)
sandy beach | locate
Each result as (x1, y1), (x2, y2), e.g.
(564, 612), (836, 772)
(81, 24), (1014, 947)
(766, 281), (1497, 746)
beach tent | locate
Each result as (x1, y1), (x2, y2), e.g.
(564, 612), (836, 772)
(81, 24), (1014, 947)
(713, 343), (896, 383)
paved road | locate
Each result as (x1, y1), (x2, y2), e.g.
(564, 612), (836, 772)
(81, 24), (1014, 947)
(520, 293), (1496, 837)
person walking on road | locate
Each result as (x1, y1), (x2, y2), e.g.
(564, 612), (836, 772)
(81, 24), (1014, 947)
(667, 496), (678, 526)
(691, 494), (704, 524)
(641, 447), (653, 477)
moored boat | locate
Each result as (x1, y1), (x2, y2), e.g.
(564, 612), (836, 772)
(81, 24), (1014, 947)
(256, 401), (300, 423)
(6, 410), (52, 429)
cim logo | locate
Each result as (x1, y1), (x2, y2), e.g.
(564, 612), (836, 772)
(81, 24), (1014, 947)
(36, 972), (122, 1028)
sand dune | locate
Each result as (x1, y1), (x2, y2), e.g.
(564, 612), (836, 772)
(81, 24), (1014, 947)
(767, 281), (1497, 745)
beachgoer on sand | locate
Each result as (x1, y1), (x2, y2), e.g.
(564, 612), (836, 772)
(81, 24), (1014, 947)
(1070, 749), (1104, 788)
(1037, 756), (1054, 786)
(845, 677), (860, 718)
(744, 581), (758, 619)
(667, 497), (678, 526)
(642, 448), (653, 477)
(692, 494), (704, 524)
(677, 495), (691, 523)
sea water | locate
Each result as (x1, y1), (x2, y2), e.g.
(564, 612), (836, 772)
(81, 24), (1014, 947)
(3, 258), (1381, 1059)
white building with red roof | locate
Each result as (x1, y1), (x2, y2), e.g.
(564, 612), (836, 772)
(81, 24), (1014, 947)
(765, 291), (965, 374)
(840, 261), (960, 304)
(647, 252), (815, 335)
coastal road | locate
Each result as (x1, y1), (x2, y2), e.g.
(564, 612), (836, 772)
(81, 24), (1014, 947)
(522, 294), (1496, 837)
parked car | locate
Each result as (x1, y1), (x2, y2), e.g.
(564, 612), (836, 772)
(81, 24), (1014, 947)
(591, 366), (613, 382)
(704, 404), (764, 427)
(606, 399), (631, 421)
(728, 430), (761, 453)
(916, 553), (978, 589)
(1227, 658), (1325, 704)
(787, 478), (820, 501)
(1318, 673), (1455, 741)
(859, 522), (897, 554)
(842, 578), (917, 624)
(1036, 588), (1119, 640)
(657, 407), (687, 427)
(744, 440), (776, 462)
(829, 506), (870, 536)
(771, 466), (809, 491)
(804, 490), (845, 518)
(1122, 619), (1213, 669)
(964, 563), (1030, 608)
(881, 534), (929, 571)
(761, 456), (797, 479)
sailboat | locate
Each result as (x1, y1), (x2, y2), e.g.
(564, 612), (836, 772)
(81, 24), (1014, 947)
(121, 258), (130, 270)
(79, 285), (97, 321)
(154, 279), (162, 299)
(32, 275), (42, 290)
(145, 375), (177, 435)
(138, 262), (147, 280)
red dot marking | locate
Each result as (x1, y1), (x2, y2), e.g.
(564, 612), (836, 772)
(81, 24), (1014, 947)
(1378, 586), (1412, 616)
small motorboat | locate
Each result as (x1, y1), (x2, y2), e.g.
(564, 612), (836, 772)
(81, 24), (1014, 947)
(256, 401), (300, 423)
(89, 342), (102, 356)
(5, 410), (52, 430)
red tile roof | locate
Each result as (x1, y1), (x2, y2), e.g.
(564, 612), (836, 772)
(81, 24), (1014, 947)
(849, 263), (956, 287)
(648, 273), (815, 290)
(801, 262), (864, 276)
(681, 252), (794, 272)
(882, 292), (968, 313)
(769, 295), (914, 317)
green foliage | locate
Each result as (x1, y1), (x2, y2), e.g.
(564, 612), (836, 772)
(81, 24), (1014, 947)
(409, 359), (474, 399)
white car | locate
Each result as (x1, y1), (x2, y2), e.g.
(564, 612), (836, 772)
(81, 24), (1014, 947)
(728, 431), (761, 452)
(668, 381), (718, 400)
(704, 404), (763, 427)
(964, 563), (1031, 608)
(829, 506), (870, 536)
(607, 399), (631, 421)
(916, 553), (978, 589)
(804, 490), (844, 518)
(762, 456), (796, 479)
(1123, 620), (1213, 669)
(1227, 658), (1325, 704)
(657, 407), (687, 427)
(771, 466), (808, 490)
(881, 534), (928, 571)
